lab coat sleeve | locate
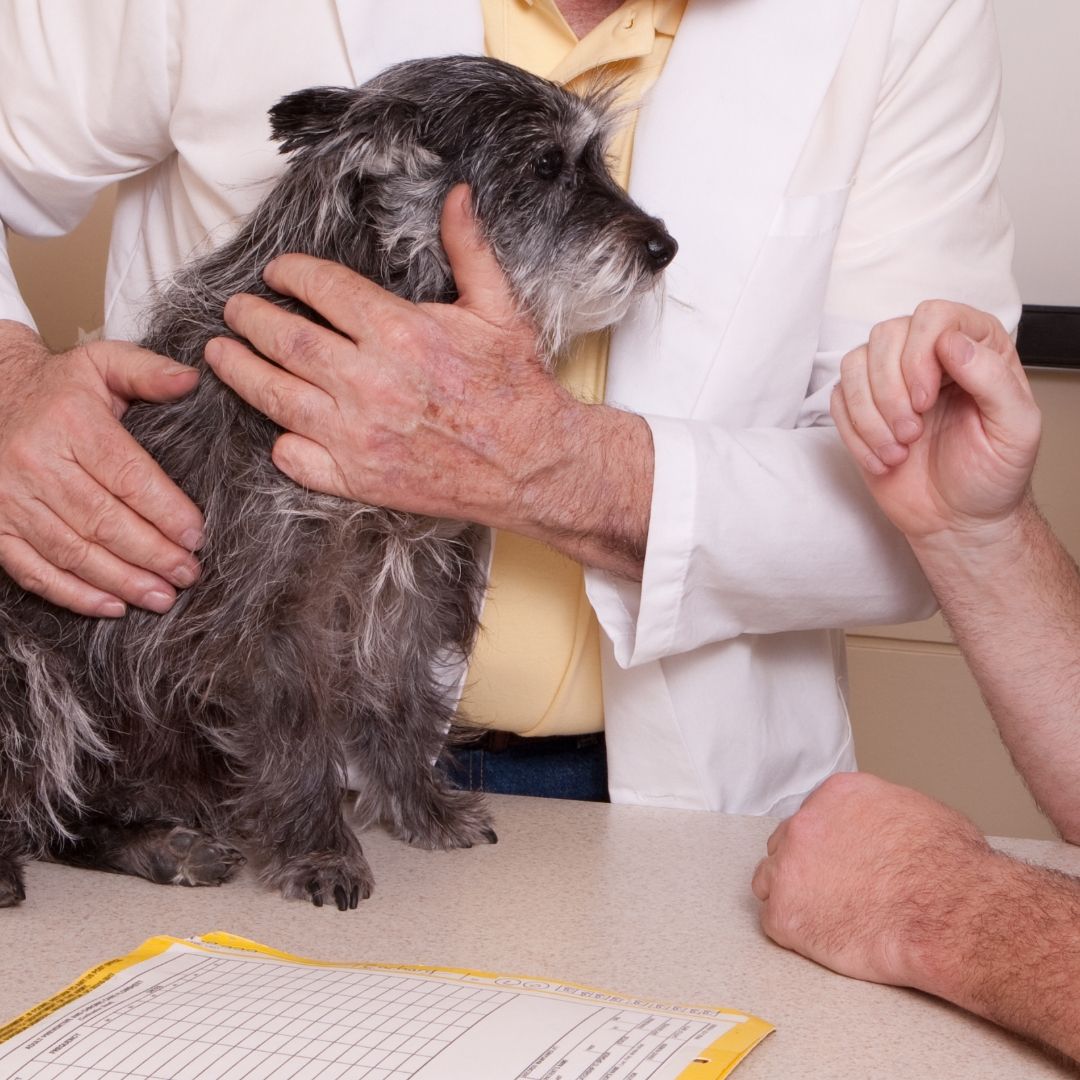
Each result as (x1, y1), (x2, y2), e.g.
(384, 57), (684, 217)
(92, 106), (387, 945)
(0, 0), (175, 326)
(588, 0), (1021, 667)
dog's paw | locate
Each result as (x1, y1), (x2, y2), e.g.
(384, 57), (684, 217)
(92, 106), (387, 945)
(0, 858), (26, 908)
(267, 850), (374, 911)
(157, 826), (246, 887)
(391, 787), (498, 851)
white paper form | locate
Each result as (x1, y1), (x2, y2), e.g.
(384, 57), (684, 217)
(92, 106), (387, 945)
(0, 935), (773, 1080)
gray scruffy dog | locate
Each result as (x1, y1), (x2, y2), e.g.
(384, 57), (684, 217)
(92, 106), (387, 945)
(0, 55), (676, 910)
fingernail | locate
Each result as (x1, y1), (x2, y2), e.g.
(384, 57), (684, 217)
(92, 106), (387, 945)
(876, 442), (907, 466)
(181, 528), (205, 552)
(98, 599), (126, 618)
(910, 381), (928, 411)
(895, 418), (920, 442)
(142, 590), (175, 613)
(172, 563), (198, 588)
(164, 361), (195, 377)
(204, 339), (222, 363)
(863, 454), (887, 476)
(956, 334), (976, 363)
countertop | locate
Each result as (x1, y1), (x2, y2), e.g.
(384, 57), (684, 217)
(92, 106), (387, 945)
(3, 795), (1078, 1078)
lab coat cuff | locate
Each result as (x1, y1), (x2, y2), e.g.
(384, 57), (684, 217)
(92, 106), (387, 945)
(586, 413), (695, 668)
(0, 227), (37, 331)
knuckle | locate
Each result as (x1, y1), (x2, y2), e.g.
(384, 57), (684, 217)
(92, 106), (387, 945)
(8, 562), (55, 600)
(110, 453), (154, 504)
(841, 377), (868, 416)
(819, 771), (863, 798)
(813, 771), (875, 811)
(84, 494), (126, 547)
(912, 298), (951, 325)
(867, 318), (906, 351)
(839, 347), (865, 381)
(52, 531), (94, 574)
(758, 889), (796, 944)
(378, 312), (425, 356)
(783, 806), (814, 844)
(305, 261), (345, 305)
(264, 379), (309, 425)
(279, 324), (325, 364)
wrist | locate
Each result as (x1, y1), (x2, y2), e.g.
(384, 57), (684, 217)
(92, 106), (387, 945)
(901, 849), (1080, 1043)
(897, 847), (1016, 1007)
(506, 390), (653, 576)
(907, 495), (1041, 592)
(0, 319), (46, 364)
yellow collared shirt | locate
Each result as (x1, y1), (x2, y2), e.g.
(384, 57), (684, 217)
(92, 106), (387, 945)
(463, 0), (685, 737)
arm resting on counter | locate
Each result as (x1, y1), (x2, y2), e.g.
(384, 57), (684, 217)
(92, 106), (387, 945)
(753, 772), (1080, 1067)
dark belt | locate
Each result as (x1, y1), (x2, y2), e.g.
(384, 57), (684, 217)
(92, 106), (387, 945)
(466, 730), (604, 754)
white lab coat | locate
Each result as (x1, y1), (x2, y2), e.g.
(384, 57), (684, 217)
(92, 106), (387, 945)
(0, 0), (1019, 814)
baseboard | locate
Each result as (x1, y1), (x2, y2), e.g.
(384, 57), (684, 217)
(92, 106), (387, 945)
(1018, 304), (1080, 370)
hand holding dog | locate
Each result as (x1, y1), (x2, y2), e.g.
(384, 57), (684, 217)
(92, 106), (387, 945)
(0, 322), (203, 616)
(206, 185), (654, 579)
(830, 301), (1040, 552)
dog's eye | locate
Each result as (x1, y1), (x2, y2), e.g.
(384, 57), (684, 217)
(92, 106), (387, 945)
(534, 147), (564, 180)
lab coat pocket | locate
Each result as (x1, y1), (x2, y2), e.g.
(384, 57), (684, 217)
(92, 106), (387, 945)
(767, 182), (853, 238)
(700, 184), (855, 423)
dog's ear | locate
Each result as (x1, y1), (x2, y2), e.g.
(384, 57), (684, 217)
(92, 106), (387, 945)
(269, 87), (357, 154)
(269, 88), (436, 173)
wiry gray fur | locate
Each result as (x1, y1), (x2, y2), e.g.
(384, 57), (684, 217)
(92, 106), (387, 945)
(0, 55), (676, 910)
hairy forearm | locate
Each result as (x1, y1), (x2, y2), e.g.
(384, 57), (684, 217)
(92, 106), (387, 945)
(911, 851), (1080, 1064)
(909, 498), (1080, 840)
(0, 318), (46, 361)
(507, 395), (652, 580)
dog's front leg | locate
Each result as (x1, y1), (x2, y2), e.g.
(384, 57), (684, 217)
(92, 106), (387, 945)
(225, 689), (374, 910)
(0, 824), (27, 907)
(346, 693), (497, 853)
(246, 742), (373, 909)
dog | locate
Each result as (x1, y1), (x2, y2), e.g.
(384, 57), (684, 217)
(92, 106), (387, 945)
(0, 55), (676, 910)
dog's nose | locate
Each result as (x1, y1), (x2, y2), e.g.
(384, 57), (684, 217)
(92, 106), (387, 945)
(644, 229), (678, 272)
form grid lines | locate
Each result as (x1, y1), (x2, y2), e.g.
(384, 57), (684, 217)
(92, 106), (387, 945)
(12, 954), (513, 1079)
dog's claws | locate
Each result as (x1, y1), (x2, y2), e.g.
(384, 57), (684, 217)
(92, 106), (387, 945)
(273, 849), (372, 910)
(483, 828), (498, 845)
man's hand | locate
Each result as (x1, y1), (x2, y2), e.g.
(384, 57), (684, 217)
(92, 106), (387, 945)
(751, 772), (992, 990)
(752, 772), (1080, 1064)
(204, 185), (653, 578)
(0, 321), (204, 616)
(830, 301), (1040, 546)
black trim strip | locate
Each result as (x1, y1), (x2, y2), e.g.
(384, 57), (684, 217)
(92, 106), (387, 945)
(1017, 305), (1080, 370)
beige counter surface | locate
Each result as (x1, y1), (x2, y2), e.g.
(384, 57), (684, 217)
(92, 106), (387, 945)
(2, 795), (1078, 1078)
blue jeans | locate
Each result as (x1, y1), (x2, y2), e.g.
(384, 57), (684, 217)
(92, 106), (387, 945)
(444, 732), (609, 802)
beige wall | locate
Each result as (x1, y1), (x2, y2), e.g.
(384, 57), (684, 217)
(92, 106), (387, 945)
(5, 0), (1078, 839)
(994, 0), (1080, 307)
(7, 188), (115, 351)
